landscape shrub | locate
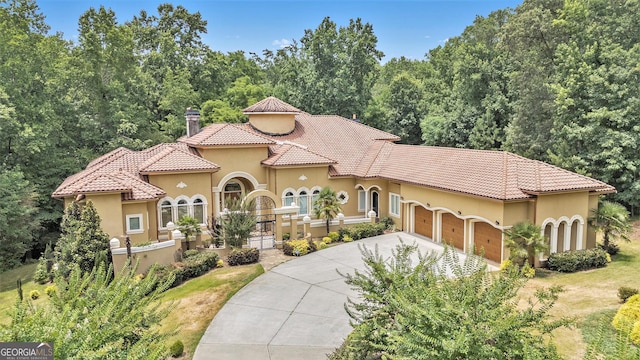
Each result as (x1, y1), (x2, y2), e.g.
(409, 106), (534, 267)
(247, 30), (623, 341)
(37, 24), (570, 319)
(29, 290), (40, 300)
(227, 248), (260, 266)
(315, 240), (328, 250)
(612, 294), (640, 344)
(379, 216), (395, 230)
(283, 239), (317, 256)
(598, 242), (620, 255)
(619, 287), (639, 303)
(547, 248), (608, 272)
(343, 235), (353, 242)
(338, 228), (350, 241)
(342, 223), (386, 240)
(169, 340), (184, 358)
(216, 259), (224, 268)
(150, 250), (220, 289)
(183, 249), (199, 258)
(328, 231), (340, 242)
(322, 236), (332, 244)
(45, 285), (57, 298)
(33, 256), (48, 284)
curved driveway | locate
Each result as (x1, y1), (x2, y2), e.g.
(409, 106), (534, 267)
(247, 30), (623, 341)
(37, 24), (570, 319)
(193, 232), (497, 360)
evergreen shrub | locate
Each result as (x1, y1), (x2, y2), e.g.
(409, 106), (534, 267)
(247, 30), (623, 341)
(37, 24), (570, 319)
(619, 287), (639, 303)
(29, 290), (40, 300)
(328, 231), (340, 242)
(169, 340), (184, 357)
(612, 294), (640, 344)
(227, 248), (260, 266)
(547, 248), (608, 272)
(45, 285), (57, 298)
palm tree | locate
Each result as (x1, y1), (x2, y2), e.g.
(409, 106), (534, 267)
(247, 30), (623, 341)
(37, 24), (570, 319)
(313, 187), (342, 234)
(504, 221), (548, 266)
(589, 201), (631, 255)
(178, 215), (202, 250)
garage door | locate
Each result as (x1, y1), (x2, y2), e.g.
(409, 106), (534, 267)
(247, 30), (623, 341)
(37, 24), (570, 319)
(415, 206), (433, 238)
(474, 222), (502, 263)
(441, 213), (464, 251)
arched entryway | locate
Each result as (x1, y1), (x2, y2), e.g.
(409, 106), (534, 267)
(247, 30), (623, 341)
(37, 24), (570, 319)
(371, 191), (379, 217)
(441, 212), (465, 251)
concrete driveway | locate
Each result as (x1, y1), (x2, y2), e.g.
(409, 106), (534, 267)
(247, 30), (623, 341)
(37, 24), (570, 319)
(193, 232), (497, 360)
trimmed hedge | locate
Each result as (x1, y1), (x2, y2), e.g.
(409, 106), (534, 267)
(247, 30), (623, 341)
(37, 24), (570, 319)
(151, 250), (220, 288)
(547, 248), (608, 272)
(227, 248), (260, 266)
(340, 223), (386, 241)
(619, 287), (639, 303)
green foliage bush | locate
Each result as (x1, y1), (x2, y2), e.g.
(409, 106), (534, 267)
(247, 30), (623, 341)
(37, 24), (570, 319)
(619, 287), (639, 303)
(343, 235), (353, 242)
(169, 340), (184, 358)
(315, 241), (328, 250)
(379, 216), (395, 230)
(33, 256), (49, 284)
(45, 285), (57, 298)
(152, 251), (220, 289)
(227, 248), (260, 266)
(322, 236), (332, 244)
(612, 294), (640, 344)
(329, 242), (569, 359)
(29, 290), (40, 300)
(547, 248), (608, 272)
(283, 239), (317, 256)
(598, 242), (620, 255)
(340, 223), (386, 240)
(183, 249), (199, 258)
(327, 231), (340, 242)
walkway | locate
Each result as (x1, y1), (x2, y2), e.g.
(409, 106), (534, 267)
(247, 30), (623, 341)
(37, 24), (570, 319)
(193, 232), (497, 360)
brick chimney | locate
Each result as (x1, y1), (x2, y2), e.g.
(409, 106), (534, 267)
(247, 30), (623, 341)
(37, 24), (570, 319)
(185, 108), (200, 137)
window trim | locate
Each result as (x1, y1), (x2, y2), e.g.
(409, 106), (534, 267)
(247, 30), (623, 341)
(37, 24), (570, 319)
(389, 193), (401, 218)
(126, 214), (144, 234)
(358, 190), (366, 212)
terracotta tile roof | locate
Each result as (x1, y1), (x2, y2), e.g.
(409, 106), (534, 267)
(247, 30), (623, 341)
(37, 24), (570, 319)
(243, 96), (302, 113)
(53, 143), (218, 200)
(242, 112), (400, 175)
(372, 145), (615, 200)
(139, 146), (220, 173)
(262, 143), (337, 167)
(179, 123), (276, 147)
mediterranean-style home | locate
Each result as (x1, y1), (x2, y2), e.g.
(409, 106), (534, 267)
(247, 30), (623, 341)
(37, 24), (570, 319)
(53, 96), (614, 267)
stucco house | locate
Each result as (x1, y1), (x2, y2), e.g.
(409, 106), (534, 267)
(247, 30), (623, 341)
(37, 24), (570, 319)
(53, 96), (614, 268)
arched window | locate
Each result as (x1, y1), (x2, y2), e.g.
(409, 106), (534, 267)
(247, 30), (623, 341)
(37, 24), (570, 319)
(312, 189), (321, 210)
(177, 199), (189, 220)
(284, 191), (295, 206)
(193, 198), (205, 224)
(299, 190), (309, 215)
(160, 200), (173, 228)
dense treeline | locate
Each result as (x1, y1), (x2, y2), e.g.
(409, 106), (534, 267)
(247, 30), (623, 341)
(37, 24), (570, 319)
(1, 0), (638, 269)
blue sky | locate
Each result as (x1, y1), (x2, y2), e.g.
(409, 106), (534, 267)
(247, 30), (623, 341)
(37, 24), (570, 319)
(38, 0), (523, 61)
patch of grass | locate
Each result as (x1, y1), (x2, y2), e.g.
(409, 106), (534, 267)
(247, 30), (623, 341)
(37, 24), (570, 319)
(158, 264), (264, 359)
(579, 308), (618, 355)
(0, 263), (37, 292)
(520, 234), (640, 360)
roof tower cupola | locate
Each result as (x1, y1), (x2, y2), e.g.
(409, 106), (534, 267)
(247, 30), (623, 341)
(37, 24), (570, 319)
(243, 97), (301, 135)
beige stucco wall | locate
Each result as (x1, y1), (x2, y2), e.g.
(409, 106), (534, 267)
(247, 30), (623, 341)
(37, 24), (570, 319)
(248, 113), (296, 135)
(201, 147), (269, 186)
(400, 184), (504, 225)
(112, 242), (179, 275)
(85, 193), (123, 239)
(122, 202), (151, 244)
(535, 192), (590, 223)
(587, 194), (601, 248)
(503, 201), (533, 226)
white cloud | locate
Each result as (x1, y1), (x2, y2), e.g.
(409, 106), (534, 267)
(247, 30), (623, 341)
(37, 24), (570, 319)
(272, 38), (291, 48)
(424, 35), (431, 39)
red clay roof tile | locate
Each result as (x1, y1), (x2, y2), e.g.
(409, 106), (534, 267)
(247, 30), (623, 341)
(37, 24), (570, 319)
(180, 123), (275, 146)
(243, 96), (302, 113)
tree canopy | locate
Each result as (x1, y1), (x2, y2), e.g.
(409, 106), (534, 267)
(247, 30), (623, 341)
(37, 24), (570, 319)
(1, 0), (638, 268)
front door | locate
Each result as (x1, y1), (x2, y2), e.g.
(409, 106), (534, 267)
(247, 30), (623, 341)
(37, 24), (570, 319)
(371, 191), (379, 217)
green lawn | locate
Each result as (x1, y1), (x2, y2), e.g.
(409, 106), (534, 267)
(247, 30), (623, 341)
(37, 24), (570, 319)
(519, 233), (640, 359)
(0, 261), (263, 360)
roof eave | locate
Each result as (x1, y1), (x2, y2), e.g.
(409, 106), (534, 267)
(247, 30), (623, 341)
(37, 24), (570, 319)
(141, 168), (219, 175)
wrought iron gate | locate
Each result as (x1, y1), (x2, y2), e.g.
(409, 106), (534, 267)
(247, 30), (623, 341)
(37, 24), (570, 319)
(248, 196), (276, 249)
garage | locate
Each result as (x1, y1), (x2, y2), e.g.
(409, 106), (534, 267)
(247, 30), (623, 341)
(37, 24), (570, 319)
(441, 213), (465, 251)
(473, 222), (502, 263)
(414, 206), (433, 238)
